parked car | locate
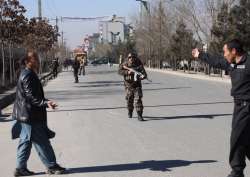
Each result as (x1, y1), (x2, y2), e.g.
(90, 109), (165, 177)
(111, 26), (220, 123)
(162, 62), (171, 69)
(90, 58), (109, 65)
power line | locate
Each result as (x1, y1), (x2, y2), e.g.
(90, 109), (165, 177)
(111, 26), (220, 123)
(45, 0), (57, 17)
(61, 16), (110, 22)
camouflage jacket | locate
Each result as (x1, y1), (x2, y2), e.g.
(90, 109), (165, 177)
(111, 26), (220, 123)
(118, 59), (147, 88)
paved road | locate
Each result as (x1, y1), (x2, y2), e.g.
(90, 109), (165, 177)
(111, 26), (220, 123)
(1, 65), (249, 177)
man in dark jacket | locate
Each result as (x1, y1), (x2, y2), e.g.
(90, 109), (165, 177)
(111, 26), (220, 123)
(51, 58), (59, 78)
(192, 39), (250, 177)
(72, 57), (80, 83)
(118, 53), (147, 121)
(12, 50), (65, 176)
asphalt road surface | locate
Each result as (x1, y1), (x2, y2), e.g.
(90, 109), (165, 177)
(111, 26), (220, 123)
(1, 65), (249, 177)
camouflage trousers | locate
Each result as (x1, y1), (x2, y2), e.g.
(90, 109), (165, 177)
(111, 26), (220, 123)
(125, 86), (143, 112)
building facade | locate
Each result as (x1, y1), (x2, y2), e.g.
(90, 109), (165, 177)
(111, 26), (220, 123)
(99, 16), (126, 44)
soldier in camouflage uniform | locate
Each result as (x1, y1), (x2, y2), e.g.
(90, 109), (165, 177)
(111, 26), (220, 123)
(118, 53), (147, 121)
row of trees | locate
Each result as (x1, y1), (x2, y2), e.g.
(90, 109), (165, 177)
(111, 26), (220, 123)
(133, 0), (250, 74)
(0, 0), (59, 89)
(76, 0), (250, 76)
(211, 0), (250, 53)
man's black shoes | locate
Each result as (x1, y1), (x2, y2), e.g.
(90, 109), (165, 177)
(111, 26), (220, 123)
(227, 170), (244, 177)
(14, 168), (35, 176)
(14, 165), (66, 176)
(47, 164), (66, 175)
(128, 111), (144, 121)
(128, 111), (133, 118)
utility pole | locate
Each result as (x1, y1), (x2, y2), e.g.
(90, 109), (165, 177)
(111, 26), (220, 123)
(37, 0), (42, 74)
(148, 3), (152, 68)
(38, 0), (42, 19)
(61, 31), (64, 46)
(136, 0), (152, 67)
(56, 17), (58, 31)
(55, 17), (59, 42)
(159, 0), (163, 68)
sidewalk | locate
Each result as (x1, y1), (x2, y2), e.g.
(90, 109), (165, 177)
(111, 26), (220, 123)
(0, 88), (16, 116)
(146, 68), (231, 84)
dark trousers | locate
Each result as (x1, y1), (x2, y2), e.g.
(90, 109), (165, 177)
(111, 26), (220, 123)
(74, 69), (79, 83)
(230, 101), (250, 173)
(125, 86), (143, 113)
(79, 66), (85, 75)
(53, 68), (58, 78)
(16, 124), (57, 169)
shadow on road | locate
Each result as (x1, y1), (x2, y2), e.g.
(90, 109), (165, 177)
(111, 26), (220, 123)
(83, 81), (123, 84)
(75, 82), (161, 88)
(144, 87), (191, 91)
(88, 70), (117, 75)
(144, 113), (232, 121)
(49, 101), (232, 112)
(0, 114), (12, 122)
(76, 83), (123, 88)
(0, 113), (10, 117)
(46, 87), (192, 100)
(0, 118), (13, 123)
(81, 80), (161, 85)
(65, 159), (217, 174)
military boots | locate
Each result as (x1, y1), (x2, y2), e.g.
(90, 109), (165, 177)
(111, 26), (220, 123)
(128, 110), (133, 118)
(137, 111), (144, 121)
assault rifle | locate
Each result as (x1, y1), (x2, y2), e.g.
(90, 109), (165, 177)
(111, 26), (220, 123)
(123, 65), (152, 82)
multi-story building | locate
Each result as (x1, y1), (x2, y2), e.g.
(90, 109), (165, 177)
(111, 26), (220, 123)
(99, 16), (126, 44)
(88, 33), (100, 52)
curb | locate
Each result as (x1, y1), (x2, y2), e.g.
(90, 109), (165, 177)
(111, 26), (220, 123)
(146, 68), (231, 84)
(113, 64), (230, 84)
(0, 72), (54, 112)
(0, 89), (16, 110)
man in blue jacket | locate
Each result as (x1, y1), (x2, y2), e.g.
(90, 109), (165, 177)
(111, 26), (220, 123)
(12, 50), (65, 176)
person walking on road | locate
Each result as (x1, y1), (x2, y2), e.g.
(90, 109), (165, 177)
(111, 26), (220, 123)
(72, 57), (80, 83)
(118, 52), (147, 121)
(78, 57), (86, 76)
(192, 39), (250, 177)
(11, 50), (66, 176)
(51, 58), (59, 78)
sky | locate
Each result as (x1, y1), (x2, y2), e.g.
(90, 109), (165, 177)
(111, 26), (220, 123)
(19, 0), (140, 49)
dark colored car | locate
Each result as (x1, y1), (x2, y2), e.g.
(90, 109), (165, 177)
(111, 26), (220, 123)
(91, 58), (109, 65)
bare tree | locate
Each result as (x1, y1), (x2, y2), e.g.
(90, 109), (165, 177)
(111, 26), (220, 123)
(0, 0), (59, 88)
(134, 0), (175, 68)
